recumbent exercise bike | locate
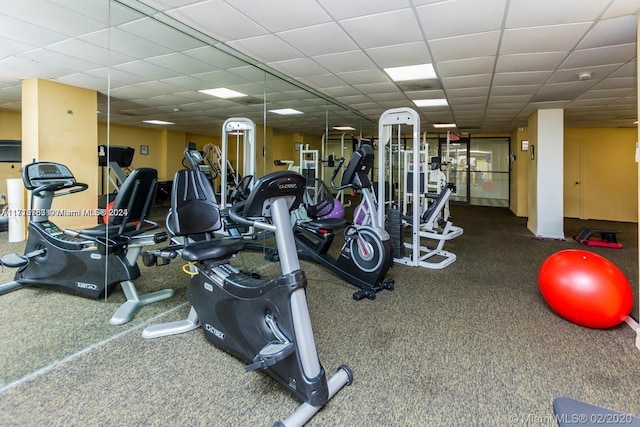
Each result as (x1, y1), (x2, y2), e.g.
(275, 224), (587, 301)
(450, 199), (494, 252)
(141, 168), (352, 426)
(293, 143), (394, 300)
(0, 161), (173, 325)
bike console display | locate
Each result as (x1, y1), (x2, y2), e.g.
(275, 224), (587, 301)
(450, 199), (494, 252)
(22, 162), (76, 190)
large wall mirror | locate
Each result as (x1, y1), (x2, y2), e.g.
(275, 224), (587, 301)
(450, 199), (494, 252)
(0, 0), (375, 389)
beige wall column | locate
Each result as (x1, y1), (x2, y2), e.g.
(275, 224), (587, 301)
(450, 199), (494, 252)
(22, 78), (98, 229)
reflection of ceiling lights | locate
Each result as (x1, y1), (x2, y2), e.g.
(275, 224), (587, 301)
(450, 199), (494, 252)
(199, 88), (247, 98)
(384, 63), (437, 81)
(332, 126), (355, 131)
(269, 108), (303, 115)
(414, 99), (448, 107)
(143, 120), (174, 125)
(433, 123), (456, 128)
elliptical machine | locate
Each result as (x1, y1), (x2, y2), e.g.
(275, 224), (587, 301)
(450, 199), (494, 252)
(141, 168), (352, 426)
(0, 161), (172, 325)
(293, 144), (394, 300)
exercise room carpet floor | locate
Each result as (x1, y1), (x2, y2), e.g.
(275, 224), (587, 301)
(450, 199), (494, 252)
(1, 205), (639, 426)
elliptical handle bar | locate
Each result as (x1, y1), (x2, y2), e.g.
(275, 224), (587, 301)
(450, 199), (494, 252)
(32, 182), (88, 198)
(330, 157), (347, 191)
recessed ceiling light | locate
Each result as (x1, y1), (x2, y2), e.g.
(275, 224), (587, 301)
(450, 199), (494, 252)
(413, 99), (448, 107)
(269, 108), (303, 115)
(143, 120), (174, 125)
(332, 126), (356, 131)
(199, 88), (247, 99)
(384, 63), (437, 81)
(433, 123), (457, 128)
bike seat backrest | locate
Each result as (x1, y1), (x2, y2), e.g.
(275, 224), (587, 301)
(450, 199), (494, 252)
(170, 169), (222, 236)
(242, 171), (306, 218)
(340, 144), (373, 190)
(304, 179), (334, 219)
(109, 167), (157, 226)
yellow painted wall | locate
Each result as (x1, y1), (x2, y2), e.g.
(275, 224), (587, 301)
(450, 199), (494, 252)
(565, 128), (637, 222)
(509, 127), (529, 217)
(21, 79), (98, 230)
(527, 111), (540, 233)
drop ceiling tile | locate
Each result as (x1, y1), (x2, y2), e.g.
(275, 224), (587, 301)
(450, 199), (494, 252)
(441, 74), (492, 89)
(0, 36), (39, 58)
(224, 0), (331, 32)
(0, 13), (68, 47)
(579, 88), (634, 99)
(562, 44), (635, 69)
(429, 32), (501, 62)
(107, 28), (174, 58)
(548, 64), (621, 84)
(490, 85), (540, 96)
(416, 0), (506, 39)
(120, 16), (206, 52)
(316, 0), (409, 20)
(591, 76), (636, 90)
(446, 87), (490, 98)
(500, 23), (592, 55)
(436, 57), (496, 78)
(506, 0), (608, 27)
(353, 81), (401, 94)
(146, 52), (215, 75)
(336, 70), (389, 86)
(277, 23), (358, 57)
(492, 71), (553, 86)
(165, 0), (267, 42)
(313, 50), (376, 74)
(50, 38), (133, 68)
(339, 9), (423, 49)
(0, 0), (106, 36)
(364, 42), (431, 69)
(601, 0), (640, 18)
(295, 74), (348, 89)
(495, 52), (567, 73)
(228, 34), (303, 63)
(267, 58), (329, 78)
(578, 15), (637, 49)
(183, 46), (246, 69)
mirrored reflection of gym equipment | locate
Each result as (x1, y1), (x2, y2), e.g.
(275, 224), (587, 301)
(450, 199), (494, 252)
(321, 133), (353, 207)
(376, 108), (463, 270)
(220, 117), (256, 209)
(98, 145), (135, 220)
(0, 140), (21, 233)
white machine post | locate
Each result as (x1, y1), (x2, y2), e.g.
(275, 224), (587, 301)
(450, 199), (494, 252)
(221, 117), (256, 208)
(377, 108), (463, 270)
(377, 108), (421, 266)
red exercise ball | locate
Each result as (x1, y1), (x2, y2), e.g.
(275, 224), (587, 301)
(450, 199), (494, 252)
(538, 249), (633, 329)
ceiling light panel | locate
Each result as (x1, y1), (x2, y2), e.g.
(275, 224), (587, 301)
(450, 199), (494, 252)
(384, 63), (437, 81)
(199, 88), (247, 98)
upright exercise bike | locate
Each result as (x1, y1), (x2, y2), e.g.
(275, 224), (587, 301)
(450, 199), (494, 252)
(293, 144), (394, 300)
(0, 161), (173, 325)
(141, 168), (352, 426)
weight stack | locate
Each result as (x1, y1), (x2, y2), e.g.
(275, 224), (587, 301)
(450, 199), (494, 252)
(385, 207), (405, 259)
